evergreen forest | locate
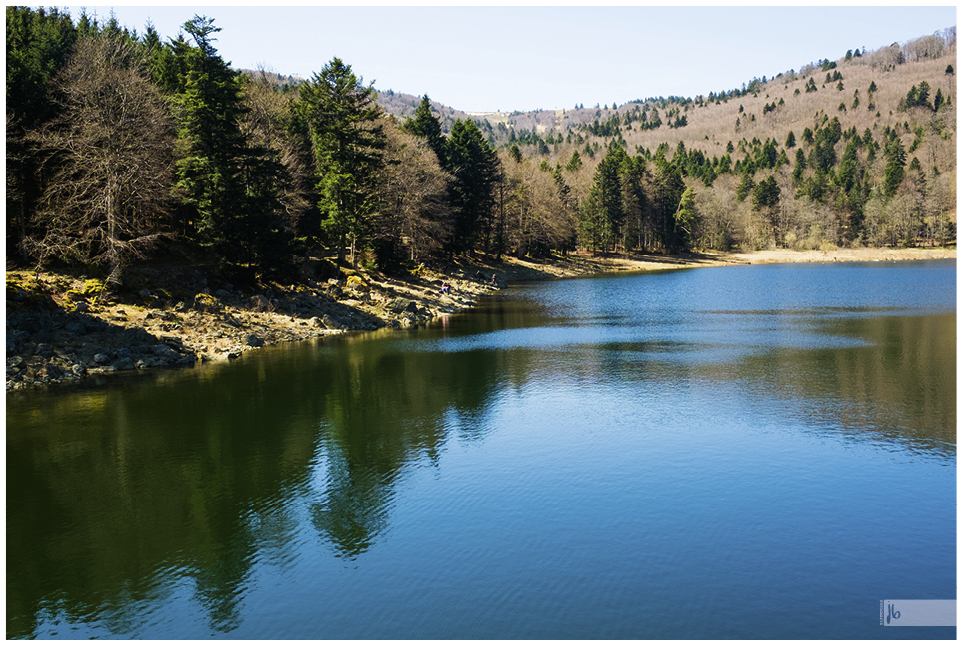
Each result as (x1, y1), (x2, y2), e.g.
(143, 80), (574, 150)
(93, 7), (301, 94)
(6, 8), (957, 288)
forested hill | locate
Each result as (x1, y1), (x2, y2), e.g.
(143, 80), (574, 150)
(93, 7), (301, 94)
(6, 7), (957, 292)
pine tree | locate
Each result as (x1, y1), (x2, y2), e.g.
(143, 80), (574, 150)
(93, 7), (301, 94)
(565, 150), (583, 173)
(444, 119), (499, 254)
(402, 95), (445, 162)
(298, 57), (386, 266)
(883, 136), (907, 198)
(736, 171), (756, 202)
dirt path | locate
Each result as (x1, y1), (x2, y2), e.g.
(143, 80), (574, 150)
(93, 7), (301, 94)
(6, 247), (955, 391)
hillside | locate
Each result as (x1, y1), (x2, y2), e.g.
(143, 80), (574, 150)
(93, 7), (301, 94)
(7, 8), (956, 283)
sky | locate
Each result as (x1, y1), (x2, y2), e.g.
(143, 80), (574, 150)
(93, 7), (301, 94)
(57, 3), (957, 113)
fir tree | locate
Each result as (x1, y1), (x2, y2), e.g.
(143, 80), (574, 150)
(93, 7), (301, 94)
(883, 136), (906, 198)
(402, 95), (445, 162)
(298, 57), (386, 266)
(444, 119), (499, 254)
(173, 16), (291, 270)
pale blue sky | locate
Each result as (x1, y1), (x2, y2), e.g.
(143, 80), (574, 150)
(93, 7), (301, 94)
(59, 3), (957, 112)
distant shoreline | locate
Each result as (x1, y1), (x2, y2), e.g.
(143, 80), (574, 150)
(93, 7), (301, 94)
(498, 246), (957, 279)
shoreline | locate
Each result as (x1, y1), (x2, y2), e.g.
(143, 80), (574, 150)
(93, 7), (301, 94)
(6, 246), (955, 392)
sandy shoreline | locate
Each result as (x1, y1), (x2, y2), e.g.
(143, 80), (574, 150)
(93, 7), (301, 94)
(5, 246), (955, 391)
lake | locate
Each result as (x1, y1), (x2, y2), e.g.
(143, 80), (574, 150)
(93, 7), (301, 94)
(5, 259), (956, 639)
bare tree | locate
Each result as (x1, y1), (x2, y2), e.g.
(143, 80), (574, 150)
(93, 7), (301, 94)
(28, 34), (174, 285)
(374, 122), (453, 263)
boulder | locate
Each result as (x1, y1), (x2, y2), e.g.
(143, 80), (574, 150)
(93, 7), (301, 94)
(321, 314), (344, 330)
(112, 357), (135, 371)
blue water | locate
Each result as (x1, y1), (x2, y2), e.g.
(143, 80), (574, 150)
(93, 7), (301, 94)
(6, 260), (956, 639)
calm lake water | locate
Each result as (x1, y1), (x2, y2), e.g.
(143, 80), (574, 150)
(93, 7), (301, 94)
(6, 260), (956, 640)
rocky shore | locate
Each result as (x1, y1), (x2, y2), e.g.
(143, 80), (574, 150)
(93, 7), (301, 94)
(6, 247), (954, 392)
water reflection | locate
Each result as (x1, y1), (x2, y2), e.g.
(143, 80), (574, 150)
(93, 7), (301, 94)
(6, 261), (955, 639)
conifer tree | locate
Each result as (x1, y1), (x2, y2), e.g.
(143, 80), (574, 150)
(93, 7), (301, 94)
(298, 57), (386, 266)
(173, 15), (291, 271)
(566, 150), (583, 173)
(402, 95), (445, 162)
(444, 119), (499, 254)
(883, 136), (907, 198)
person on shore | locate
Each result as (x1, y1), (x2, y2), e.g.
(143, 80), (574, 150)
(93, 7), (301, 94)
(441, 281), (451, 295)
(490, 274), (498, 287)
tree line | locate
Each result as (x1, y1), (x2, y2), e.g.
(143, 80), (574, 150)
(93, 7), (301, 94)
(6, 8), (956, 290)
(6, 9), (510, 285)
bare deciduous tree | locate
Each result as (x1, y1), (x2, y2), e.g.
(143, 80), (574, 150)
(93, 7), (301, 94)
(375, 123), (453, 263)
(28, 34), (174, 285)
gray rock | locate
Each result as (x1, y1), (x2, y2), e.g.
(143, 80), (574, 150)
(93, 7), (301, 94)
(139, 289), (153, 299)
(245, 334), (265, 347)
(8, 356), (25, 369)
(112, 357), (134, 371)
(93, 353), (111, 365)
(321, 314), (343, 330)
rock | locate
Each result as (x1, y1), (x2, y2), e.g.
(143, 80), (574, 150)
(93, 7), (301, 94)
(6, 330), (27, 352)
(139, 289), (152, 299)
(388, 298), (417, 314)
(93, 353), (111, 365)
(43, 363), (63, 379)
(321, 314), (343, 330)
(308, 316), (322, 328)
(35, 343), (54, 358)
(71, 364), (86, 376)
(112, 357), (134, 371)
(8, 356), (25, 369)
(215, 289), (232, 300)
(245, 334), (265, 347)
